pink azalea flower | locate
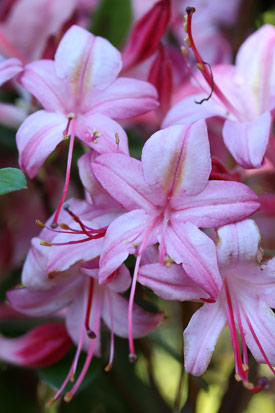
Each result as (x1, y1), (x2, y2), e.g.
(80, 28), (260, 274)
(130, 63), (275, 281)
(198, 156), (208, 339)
(92, 121), (259, 358)
(0, 322), (72, 368)
(16, 24), (158, 224)
(0, 55), (26, 127)
(164, 10), (275, 169)
(8, 257), (163, 404)
(0, 0), (76, 63)
(184, 219), (275, 392)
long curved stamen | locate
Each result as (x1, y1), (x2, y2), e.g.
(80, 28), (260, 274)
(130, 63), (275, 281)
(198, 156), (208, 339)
(105, 289), (114, 372)
(64, 289), (102, 402)
(47, 279), (91, 406)
(128, 217), (160, 361)
(224, 281), (246, 381)
(241, 303), (275, 376)
(184, 7), (241, 120)
(234, 300), (249, 380)
(51, 114), (76, 227)
(85, 278), (97, 339)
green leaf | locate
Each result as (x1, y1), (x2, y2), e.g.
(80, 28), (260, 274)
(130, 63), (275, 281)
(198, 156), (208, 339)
(90, 0), (132, 47)
(0, 167), (27, 195)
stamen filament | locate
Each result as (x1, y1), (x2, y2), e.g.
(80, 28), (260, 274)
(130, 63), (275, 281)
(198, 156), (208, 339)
(52, 117), (76, 226)
(224, 281), (246, 380)
(64, 289), (102, 401)
(241, 303), (275, 376)
(105, 289), (114, 372)
(185, 7), (241, 120)
(85, 278), (97, 339)
(128, 216), (161, 360)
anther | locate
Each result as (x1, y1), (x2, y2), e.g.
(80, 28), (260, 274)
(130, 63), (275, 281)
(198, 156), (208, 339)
(185, 6), (196, 15)
(115, 132), (119, 145)
(92, 129), (101, 137)
(35, 219), (45, 228)
(86, 329), (97, 339)
(128, 353), (138, 363)
(64, 391), (73, 403)
(183, 22), (188, 32)
(104, 363), (113, 372)
(234, 373), (242, 382)
(50, 222), (58, 229)
(242, 363), (249, 372)
(181, 46), (187, 56)
(184, 36), (191, 48)
(60, 223), (69, 230)
(70, 373), (75, 382)
(197, 62), (204, 71)
(164, 255), (174, 267)
(40, 240), (52, 247)
(46, 398), (55, 407)
(243, 381), (254, 390)
(67, 113), (75, 120)
(63, 203), (71, 212)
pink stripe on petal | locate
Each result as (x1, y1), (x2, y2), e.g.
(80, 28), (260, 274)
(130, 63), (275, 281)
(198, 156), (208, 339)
(184, 301), (226, 375)
(16, 110), (67, 178)
(171, 180), (259, 228)
(142, 121), (211, 198)
(166, 222), (222, 300)
(223, 112), (271, 169)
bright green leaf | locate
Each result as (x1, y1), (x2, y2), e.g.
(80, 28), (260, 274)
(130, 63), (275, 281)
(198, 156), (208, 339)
(0, 167), (27, 195)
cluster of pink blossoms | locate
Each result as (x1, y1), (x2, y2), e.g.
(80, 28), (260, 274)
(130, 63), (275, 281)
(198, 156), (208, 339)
(1, 0), (275, 406)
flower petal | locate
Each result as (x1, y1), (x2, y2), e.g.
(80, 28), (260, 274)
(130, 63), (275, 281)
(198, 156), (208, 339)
(171, 180), (259, 228)
(55, 25), (122, 108)
(7, 277), (81, 317)
(184, 301), (226, 375)
(77, 113), (129, 155)
(19, 60), (70, 113)
(47, 230), (103, 274)
(162, 93), (226, 128)
(89, 77), (159, 119)
(0, 57), (22, 86)
(92, 153), (157, 211)
(216, 220), (261, 268)
(0, 323), (72, 368)
(138, 262), (206, 301)
(223, 112), (272, 168)
(16, 110), (67, 178)
(99, 210), (157, 284)
(242, 298), (275, 366)
(236, 25), (275, 113)
(165, 222), (222, 299)
(102, 290), (163, 338)
(142, 121), (211, 198)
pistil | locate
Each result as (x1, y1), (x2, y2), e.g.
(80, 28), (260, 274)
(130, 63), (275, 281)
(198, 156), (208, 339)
(184, 7), (241, 120)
